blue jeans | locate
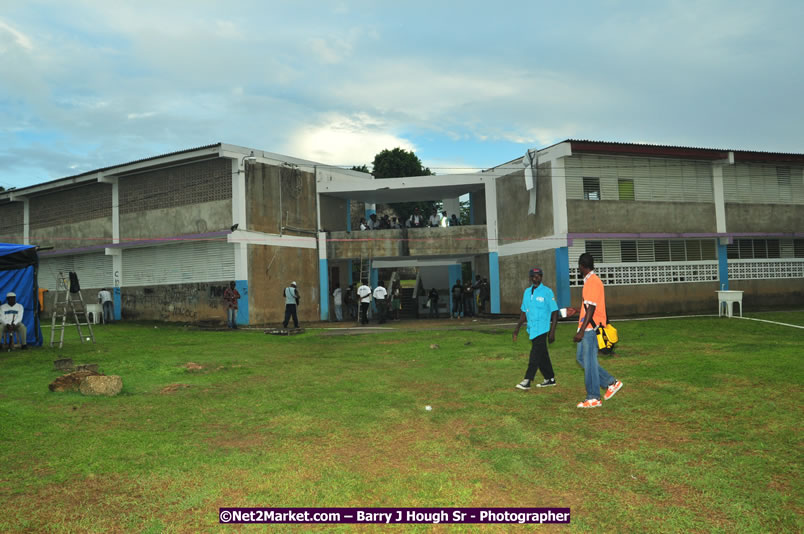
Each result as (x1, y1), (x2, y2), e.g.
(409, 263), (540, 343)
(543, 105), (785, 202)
(334, 304), (343, 321)
(102, 301), (114, 323)
(227, 308), (237, 328)
(576, 329), (615, 400)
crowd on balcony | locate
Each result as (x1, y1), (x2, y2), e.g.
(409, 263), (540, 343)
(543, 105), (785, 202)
(359, 208), (462, 231)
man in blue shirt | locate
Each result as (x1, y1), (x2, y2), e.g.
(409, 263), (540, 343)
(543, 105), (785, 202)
(513, 267), (559, 390)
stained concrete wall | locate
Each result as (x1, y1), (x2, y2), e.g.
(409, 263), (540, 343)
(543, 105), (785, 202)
(320, 195), (348, 232)
(0, 202), (24, 244)
(725, 204), (804, 233)
(247, 163), (317, 236)
(31, 217), (113, 250)
(327, 226), (489, 259)
(120, 200), (231, 240)
(499, 250), (557, 314)
(120, 282), (231, 322)
(496, 169), (554, 242)
(567, 200), (716, 233)
(248, 243), (319, 324)
(730, 279), (804, 311)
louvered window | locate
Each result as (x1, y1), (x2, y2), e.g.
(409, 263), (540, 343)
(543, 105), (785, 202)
(777, 167), (791, 199)
(584, 240), (603, 262)
(39, 253), (114, 289)
(583, 177), (601, 200)
(795, 239), (804, 258)
(123, 240), (235, 287)
(620, 241), (637, 262)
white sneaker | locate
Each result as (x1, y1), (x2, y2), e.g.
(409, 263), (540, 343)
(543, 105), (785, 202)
(515, 380), (531, 390)
(536, 378), (556, 388)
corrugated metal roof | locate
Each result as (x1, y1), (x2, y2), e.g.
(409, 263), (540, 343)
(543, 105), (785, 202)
(563, 139), (804, 161)
(8, 143), (222, 194)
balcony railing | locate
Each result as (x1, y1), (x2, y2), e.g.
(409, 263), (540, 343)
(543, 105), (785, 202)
(327, 225), (489, 259)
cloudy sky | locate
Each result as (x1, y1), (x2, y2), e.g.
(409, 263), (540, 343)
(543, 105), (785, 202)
(1, 0), (802, 189)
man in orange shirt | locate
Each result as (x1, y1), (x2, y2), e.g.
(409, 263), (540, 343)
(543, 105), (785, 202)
(566, 253), (623, 408)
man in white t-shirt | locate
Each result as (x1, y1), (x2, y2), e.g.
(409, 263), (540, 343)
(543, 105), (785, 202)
(97, 288), (114, 324)
(332, 283), (343, 322)
(372, 282), (388, 324)
(357, 282), (372, 325)
(1, 292), (27, 350)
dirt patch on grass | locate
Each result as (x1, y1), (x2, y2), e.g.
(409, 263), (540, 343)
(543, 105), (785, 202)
(159, 383), (191, 395)
(183, 362), (204, 371)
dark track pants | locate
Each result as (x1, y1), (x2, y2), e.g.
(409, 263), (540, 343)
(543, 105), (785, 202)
(524, 333), (555, 381)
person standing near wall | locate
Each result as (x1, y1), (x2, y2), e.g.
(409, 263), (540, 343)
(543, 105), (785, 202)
(98, 287), (114, 324)
(282, 281), (300, 329)
(451, 279), (463, 319)
(332, 283), (343, 322)
(373, 281), (388, 324)
(428, 287), (440, 319)
(223, 281), (240, 329)
(566, 253), (623, 408)
(357, 281), (372, 325)
(512, 268), (558, 390)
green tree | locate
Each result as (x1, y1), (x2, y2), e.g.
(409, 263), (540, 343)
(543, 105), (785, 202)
(371, 148), (436, 222)
(350, 165), (370, 173)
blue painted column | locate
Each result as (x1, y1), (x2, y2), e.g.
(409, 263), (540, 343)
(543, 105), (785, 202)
(347, 259), (353, 285)
(235, 280), (249, 325)
(489, 252), (501, 314)
(554, 247), (571, 308)
(113, 287), (121, 321)
(718, 243), (729, 291)
(448, 264), (461, 317)
(319, 259), (330, 321)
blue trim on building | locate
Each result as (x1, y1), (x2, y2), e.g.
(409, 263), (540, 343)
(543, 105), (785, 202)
(718, 243), (729, 291)
(347, 259), (353, 285)
(319, 259), (329, 320)
(448, 264), (461, 316)
(235, 280), (249, 325)
(489, 252), (501, 314)
(554, 247), (571, 308)
(113, 287), (121, 321)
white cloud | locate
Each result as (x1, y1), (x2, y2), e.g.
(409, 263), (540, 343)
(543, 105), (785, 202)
(127, 111), (157, 120)
(286, 113), (415, 166)
(0, 18), (33, 51)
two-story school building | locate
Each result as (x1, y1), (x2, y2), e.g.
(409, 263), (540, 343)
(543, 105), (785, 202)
(1, 140), (801, 324)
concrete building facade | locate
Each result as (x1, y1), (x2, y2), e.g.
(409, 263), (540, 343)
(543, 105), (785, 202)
(2, 140), (801, 325)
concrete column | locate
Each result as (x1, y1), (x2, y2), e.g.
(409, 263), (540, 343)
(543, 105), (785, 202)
(366, 202), (376, 218)
(442, 198), (460, 220)
(347, 259), (354, 285)
(551, 157), (569, 235)
(554, 247), (571, 308)
(346, 199), (351, 232)
(109, 250), (122, 321)
(370, 267), (379, 314)
(319, 232), (329, 321)
(488, 253), (500, 313)
(712, 161), (728, 233)
(232, 159), (249, 325)
(468, 194), (475, 225)
(483, 179), (501, 313)
(718, 241), (729, 291)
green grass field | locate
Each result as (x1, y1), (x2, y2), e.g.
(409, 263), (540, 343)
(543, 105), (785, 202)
(1, 312), (802, 533)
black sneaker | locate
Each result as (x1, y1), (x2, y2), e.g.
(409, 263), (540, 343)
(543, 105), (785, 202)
(515, 380), (531, 390)
(536, 378), (556, 388)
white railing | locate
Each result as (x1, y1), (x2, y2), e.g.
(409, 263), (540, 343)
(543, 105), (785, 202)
(570, 262), (719, 287)
(728, 259), (804, 280)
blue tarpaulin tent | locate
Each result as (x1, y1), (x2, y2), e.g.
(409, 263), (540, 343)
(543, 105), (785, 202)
(0, 243), (41, 346)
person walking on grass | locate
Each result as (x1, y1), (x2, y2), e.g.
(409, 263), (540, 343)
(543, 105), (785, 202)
(566, 253), (623, 408)
(513, 267), (558, 390)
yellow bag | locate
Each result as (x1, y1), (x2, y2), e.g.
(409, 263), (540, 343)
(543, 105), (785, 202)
(596, 323), (618, 354)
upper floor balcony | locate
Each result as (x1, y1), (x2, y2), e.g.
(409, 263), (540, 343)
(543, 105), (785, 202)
(327, 225), (489, 259)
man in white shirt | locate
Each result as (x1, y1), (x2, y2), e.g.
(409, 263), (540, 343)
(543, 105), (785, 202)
(97, 288), (114, 324)
(372, 282), (388, 324)
(357, 281), (372, 325)
(332, 283), (343, 322)
(428, 209), (441, 227)
(1, 292), (27, 350)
